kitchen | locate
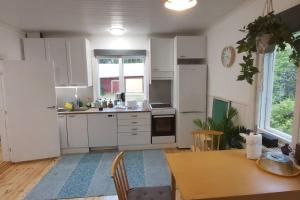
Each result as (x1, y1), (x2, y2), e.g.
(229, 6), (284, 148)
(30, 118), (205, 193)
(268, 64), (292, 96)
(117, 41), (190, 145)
(1, 0), (300, 200)
(1, 35), (207, 160)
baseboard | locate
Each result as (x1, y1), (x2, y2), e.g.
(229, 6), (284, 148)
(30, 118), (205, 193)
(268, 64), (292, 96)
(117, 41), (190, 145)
(61, 147), (89, 154)
(118, 143), (178, 150)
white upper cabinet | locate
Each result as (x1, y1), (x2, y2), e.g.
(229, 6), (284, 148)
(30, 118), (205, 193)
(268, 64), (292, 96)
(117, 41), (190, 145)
(23, 37), (92, 87)
(66, 38), (92, 86)
(45, 38), (69, 86)
(150, 37), (174, 80)
(23, 38), (47, 60)
(176, 36), (206, 59)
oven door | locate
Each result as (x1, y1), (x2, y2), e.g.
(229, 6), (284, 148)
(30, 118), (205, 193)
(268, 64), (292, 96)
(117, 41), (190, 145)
(152, 115), (175, 136)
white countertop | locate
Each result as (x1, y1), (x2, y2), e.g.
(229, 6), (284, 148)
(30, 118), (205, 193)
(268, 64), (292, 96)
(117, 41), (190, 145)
(57, 107), (150, 115)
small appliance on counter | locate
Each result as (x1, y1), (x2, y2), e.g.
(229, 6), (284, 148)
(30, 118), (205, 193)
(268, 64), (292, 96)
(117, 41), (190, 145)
(115, 92), (126, 106)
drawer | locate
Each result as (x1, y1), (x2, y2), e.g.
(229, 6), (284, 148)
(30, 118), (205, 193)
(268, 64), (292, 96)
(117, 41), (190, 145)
(117, 112), (150, 120)
(118, 132), (151, 145)
(118, 118), (150, 126)
(118, 125), (151, 133)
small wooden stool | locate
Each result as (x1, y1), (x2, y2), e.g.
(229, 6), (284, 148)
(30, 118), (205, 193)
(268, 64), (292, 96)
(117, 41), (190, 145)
(191, 130), (224, 151)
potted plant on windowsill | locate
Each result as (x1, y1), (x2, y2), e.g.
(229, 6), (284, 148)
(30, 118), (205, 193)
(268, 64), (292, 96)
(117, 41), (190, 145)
(236, 11), (300, 84)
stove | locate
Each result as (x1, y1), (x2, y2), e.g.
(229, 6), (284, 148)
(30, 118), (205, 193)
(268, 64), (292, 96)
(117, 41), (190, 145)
(150, 103), (176, 115)
(149, 103), (176, 144)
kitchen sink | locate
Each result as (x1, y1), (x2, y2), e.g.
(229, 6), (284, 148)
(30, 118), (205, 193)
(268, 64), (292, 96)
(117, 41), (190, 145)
(73, 107), (89, 111)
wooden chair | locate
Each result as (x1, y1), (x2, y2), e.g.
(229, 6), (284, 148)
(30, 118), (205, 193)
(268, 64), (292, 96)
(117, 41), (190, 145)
(111, 151), (172, 200)
(191, 130), (224, 152)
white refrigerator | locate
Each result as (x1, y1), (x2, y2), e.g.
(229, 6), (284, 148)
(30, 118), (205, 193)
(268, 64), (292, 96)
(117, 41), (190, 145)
(176, 64), (207, 148)
(0, 60), (60, 162)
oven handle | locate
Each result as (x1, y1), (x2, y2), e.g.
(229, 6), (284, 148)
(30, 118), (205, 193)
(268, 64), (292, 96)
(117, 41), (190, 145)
(153, 115), (174, 118)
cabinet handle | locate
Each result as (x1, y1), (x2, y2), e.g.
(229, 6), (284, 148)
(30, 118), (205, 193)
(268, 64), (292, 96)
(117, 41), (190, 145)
(131, 115), (138, 117)
(68, 115), (75, 118)
(47, 106), (56, 109)
(58, 115), (65, 118)
(131, 128), (138, 131)
(131, 122), (138, 124)
(108, 114), (114, 117)
(180, 55), (186, 58)
(131, 133), (138, 135)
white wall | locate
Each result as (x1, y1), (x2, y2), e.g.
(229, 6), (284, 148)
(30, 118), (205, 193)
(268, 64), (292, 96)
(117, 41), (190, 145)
(205, 0), (300, 129)
(0, 21), (24, 60)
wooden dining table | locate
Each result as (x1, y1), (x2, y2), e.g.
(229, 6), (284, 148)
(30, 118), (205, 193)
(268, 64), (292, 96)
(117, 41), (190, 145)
(165, 150), (300, 200)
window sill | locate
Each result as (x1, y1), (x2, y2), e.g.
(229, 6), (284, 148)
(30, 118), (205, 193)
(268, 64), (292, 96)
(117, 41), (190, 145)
(257, 128), (291, 144)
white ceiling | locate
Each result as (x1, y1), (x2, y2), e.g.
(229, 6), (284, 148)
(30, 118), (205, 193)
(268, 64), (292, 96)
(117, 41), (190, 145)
(0, 0), (248, 35)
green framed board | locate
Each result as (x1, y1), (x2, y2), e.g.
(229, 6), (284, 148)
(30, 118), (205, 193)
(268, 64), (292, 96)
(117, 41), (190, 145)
(212, 98), (231, 124)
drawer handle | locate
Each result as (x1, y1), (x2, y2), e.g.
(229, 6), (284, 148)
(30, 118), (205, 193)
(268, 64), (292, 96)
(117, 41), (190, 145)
(68, 115), (75, 118)
(108, 114), (114, 117)
(131, 115), (138, 117)
(131, 128), (138, 131)
(58, 116), (65, 118)
(131, 122), (138, 124)
(131, 133), (138, 135)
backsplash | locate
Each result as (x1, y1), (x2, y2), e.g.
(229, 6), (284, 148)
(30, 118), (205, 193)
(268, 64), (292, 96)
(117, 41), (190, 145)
(56, 87), (93, 108)
(149, 80), (172, 104)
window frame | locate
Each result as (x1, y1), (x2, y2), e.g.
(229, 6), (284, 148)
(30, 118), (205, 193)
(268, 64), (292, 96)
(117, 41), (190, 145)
(259, 51), (293, 142)
(96, 56), (146, 101)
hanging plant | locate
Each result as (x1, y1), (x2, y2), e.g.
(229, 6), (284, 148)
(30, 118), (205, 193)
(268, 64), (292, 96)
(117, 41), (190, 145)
(236, 10), (300, 84)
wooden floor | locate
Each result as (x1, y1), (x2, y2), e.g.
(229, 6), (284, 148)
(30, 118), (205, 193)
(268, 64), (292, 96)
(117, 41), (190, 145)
(0, 147), (186, 200)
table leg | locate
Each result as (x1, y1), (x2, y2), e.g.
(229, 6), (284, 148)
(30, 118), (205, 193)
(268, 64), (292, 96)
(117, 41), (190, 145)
(171, 173), (176, 200)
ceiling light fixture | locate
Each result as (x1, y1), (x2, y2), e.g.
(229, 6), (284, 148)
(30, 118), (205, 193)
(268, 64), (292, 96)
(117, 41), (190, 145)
(165, 0), (197, 11)
(109, 25), (126, 36)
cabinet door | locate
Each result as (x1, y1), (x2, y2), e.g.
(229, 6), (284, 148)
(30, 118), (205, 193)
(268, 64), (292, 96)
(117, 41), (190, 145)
(23, 38), (47, 60)
(151, 38), (174, 70)
(58, 115), (68, 149)
(67, 114), (88, 148)
(88, 114), (117, 147)
(45, 38), (69, 86)
(176, 36), (206, 59)
(66, 38), (91, 86)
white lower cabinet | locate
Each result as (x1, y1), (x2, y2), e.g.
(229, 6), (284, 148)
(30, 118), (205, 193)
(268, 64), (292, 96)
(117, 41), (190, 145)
(118, 132), (151, 145)
(67, 114), (88, 148)
(88, 113), (117, 147)
(58, 112), (152, 151)
(117, 112), (151, 146)
(58, 115), (68, 149)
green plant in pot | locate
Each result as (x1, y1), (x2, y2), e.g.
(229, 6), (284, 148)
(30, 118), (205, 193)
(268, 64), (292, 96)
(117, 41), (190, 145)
(193, 107), (246, 150)
(236, 11), (300, 84)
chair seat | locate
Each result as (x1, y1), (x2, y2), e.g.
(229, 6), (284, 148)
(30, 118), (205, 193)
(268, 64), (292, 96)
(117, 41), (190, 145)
(127, 186), (171, 200)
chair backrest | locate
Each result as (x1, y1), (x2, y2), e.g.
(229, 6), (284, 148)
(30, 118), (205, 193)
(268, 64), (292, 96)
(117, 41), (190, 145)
(111, 152), (129, 200)
(192, 130), (224, 151)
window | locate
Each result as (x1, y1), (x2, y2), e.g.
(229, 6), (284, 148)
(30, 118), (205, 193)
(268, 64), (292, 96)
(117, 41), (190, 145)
(259, 44), (296, 140)
(98, 56), (145, 101)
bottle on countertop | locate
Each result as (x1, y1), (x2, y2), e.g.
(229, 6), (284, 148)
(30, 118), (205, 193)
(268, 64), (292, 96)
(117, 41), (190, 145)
(102, 98), (107, 108)
(108, 99), (114, 108)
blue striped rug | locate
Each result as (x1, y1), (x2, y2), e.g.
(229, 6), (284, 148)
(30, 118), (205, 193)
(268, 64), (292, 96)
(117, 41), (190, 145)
(25, 150), (170, 200)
